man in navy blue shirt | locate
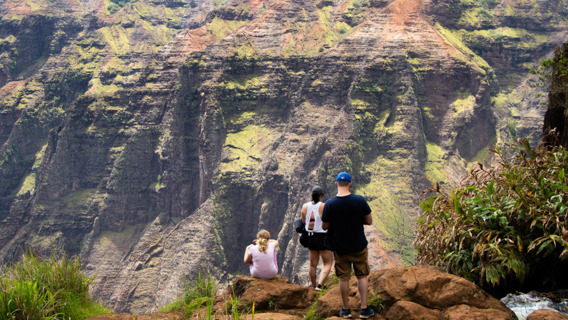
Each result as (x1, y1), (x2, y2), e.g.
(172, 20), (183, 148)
(322, 172), (374, 319)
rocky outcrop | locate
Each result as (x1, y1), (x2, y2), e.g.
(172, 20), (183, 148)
(386, 302), (514, 320)
(316, 266), (514, 319)
(231, 275), (317, 310)
(528, 310), (568, 320)
(386, 301), (443, 320)
(0, 0), (566, 313)
(191, 275), (315, 319)
(187, 266), (516, 320)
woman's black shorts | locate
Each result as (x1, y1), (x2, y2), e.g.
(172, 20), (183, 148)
(307, 232), (328, 251)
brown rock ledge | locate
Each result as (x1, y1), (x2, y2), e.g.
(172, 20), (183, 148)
(316, 266), (515, 319)
(528, 309), (568, 320)
(89, 266), (516, 320)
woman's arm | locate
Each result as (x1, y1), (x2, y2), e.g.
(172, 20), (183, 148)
(268, 239), (279, 248)
(244, 245), (253, 264)
(301, 203), (308, 223)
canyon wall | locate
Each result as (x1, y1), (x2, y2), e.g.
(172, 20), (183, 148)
(0, 0), (566, 313)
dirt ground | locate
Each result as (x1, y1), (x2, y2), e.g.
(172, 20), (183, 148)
(86, 312), (184, 320)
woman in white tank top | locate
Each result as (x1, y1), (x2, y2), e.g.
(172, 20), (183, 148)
(301, 186), (333, 290)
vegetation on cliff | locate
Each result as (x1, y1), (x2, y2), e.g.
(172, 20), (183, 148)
(1, 0), (567, 312)
(161, 272), (216, 318)
(416, 43), (568, 294)
(416, 137), (568, 293)
(0, 252), (110, 319)
(534, 44), (568, 148)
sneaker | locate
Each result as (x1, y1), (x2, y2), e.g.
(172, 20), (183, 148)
(359, 307), (375, 319)
(315, 284), (326, 291)
(339, 307), (352, 318)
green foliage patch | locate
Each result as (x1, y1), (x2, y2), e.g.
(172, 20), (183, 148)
(302, 282), (335, 320)
(367, 293), (384, 314)
(416, 138), (568, 292)
(531, 46), (568, 93)
(0, 251), (111, 320)
(161, 272), (217, 318)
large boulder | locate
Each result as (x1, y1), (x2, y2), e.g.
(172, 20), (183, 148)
(385, 302), (513, 320)
(315, 277), (363, 318)
(315, 266), (515, 319)
(193, 275), (317, 319)
(231, 275), (317, 310)
(371, 266), (510, 312)
(386, 301), (441, 320)
(528, 310), (568, 320)
(442, 305), (512, 320)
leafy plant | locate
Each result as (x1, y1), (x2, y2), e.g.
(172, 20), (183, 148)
(531, 46), (568, 91)
(367, 294), (384, 314)
(197, 293), (216, 320)
(0, 251), (111, 320)
(161, 272), (217, 318)
(303, 282), (334, 320)
(416, 137), (568, 292)
(0, 280), (59, 320)
(351, 0), (369, 9)
(266, 296), (277, 310)
(229, 295), (243, 320)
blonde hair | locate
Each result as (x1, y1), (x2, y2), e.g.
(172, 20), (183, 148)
(257, 230), (270, 253)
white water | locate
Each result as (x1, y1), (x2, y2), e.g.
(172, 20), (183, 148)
(501, 291), (568, 320)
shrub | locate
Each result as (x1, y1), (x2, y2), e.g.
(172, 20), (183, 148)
(415, 138), (568, 293)
(0, 251), (111, 320)
(107, 4), (121, 14)
(0, 280), (58, 320)
(531, 46), (568, 91)
(161, 272), (217, 318)
(367, 293), (384, 314)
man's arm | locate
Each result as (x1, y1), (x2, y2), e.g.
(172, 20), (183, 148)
(363, 197), (372, 225)
(363, 214), (372, 226)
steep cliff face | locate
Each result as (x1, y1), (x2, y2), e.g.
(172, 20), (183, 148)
(0, 0), (566, 313)
(543, 43), (568, 147)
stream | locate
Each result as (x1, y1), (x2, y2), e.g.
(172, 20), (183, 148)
(501, 291), (568, 320)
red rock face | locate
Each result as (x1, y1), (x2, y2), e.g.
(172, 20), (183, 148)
(0, 0), (566, 313)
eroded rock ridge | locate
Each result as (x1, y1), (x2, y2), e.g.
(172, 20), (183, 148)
(0, 0), (566, 312)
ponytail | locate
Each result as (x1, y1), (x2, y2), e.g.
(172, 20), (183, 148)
(311, 186), (324, 204)
(257, 229), (270, 253)
(311, 193), (320, 203)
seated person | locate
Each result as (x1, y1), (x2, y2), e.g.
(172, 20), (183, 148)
(244, 230), (278, 280)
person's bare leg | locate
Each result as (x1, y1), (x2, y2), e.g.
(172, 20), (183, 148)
(339, 280), (350, 309)
(309, 250), (319, 287)
(357, 277), (368, 309)
(318, 250), (333, 286)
